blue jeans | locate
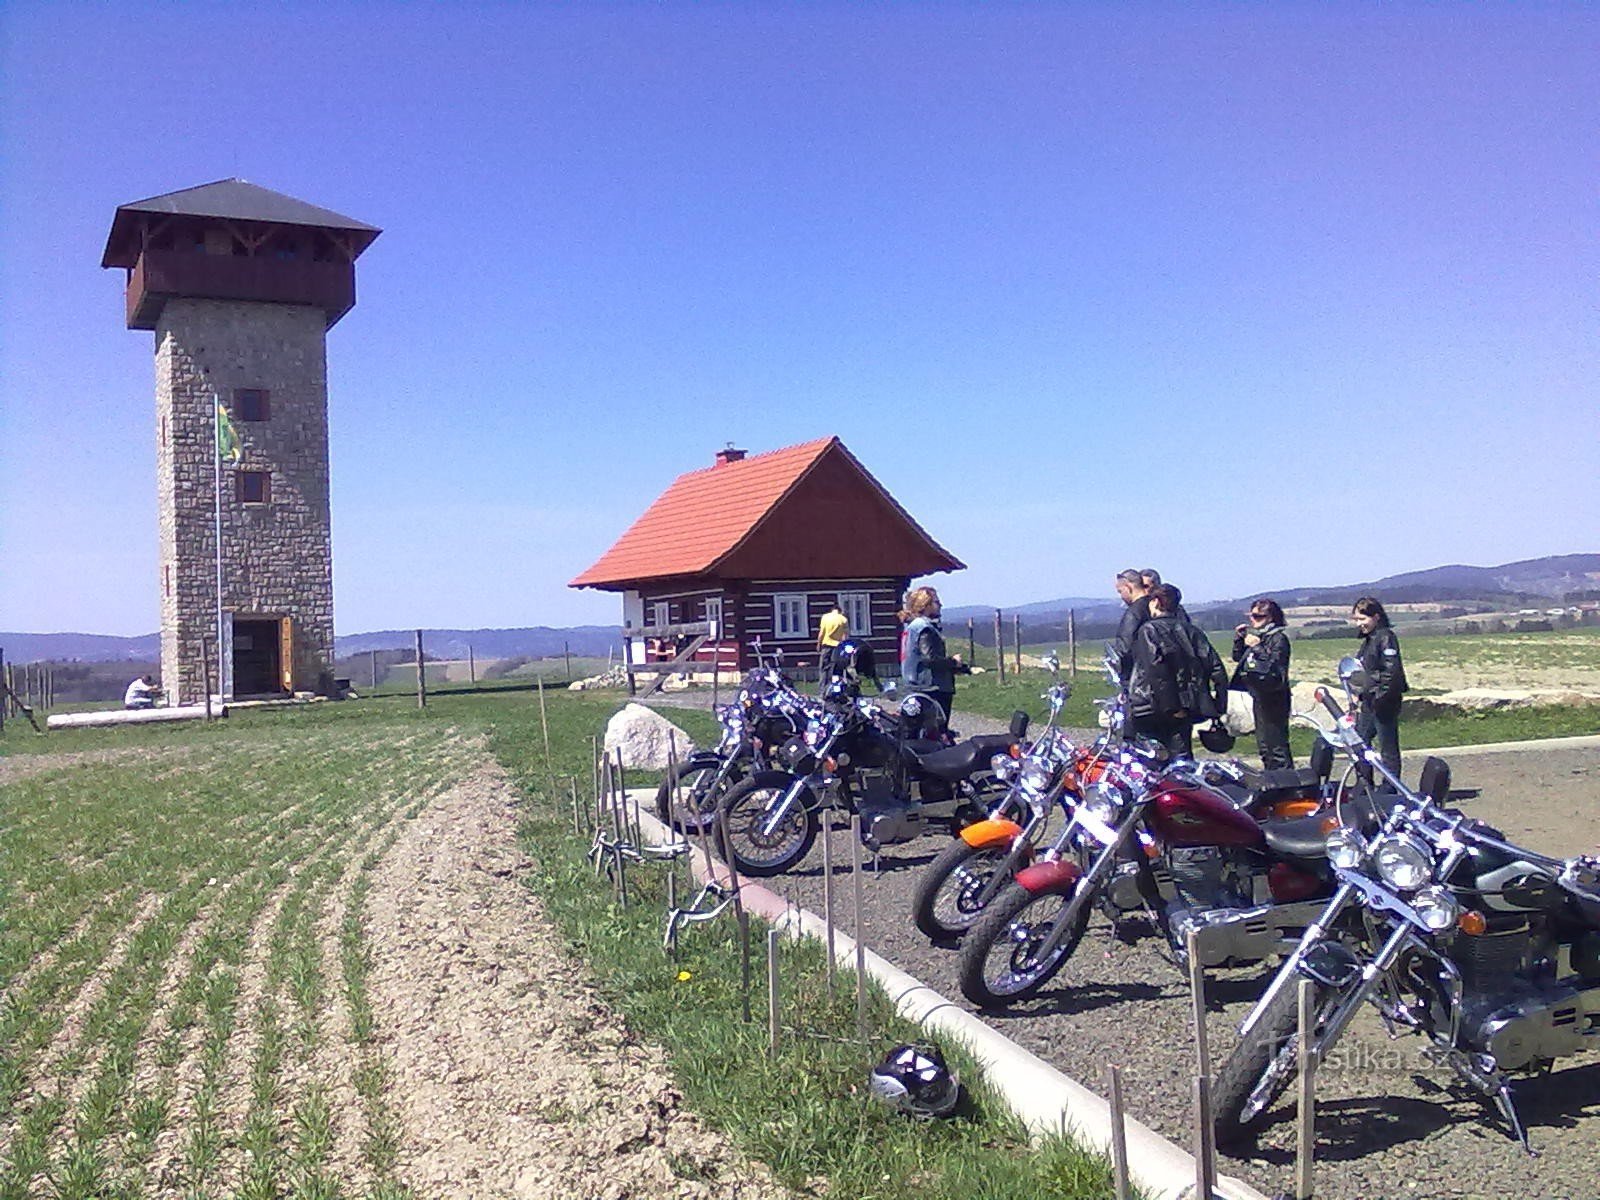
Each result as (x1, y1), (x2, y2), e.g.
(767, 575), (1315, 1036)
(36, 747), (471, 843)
(1355, 703), (1402, 780)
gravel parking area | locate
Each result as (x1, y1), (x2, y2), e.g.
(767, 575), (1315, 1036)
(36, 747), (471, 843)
(741, 740), (1600, 1200)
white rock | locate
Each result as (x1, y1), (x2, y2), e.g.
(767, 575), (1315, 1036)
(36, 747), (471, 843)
(603, 703), (695, 770)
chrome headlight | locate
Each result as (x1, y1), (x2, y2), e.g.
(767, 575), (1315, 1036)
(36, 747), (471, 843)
(1019, 759), (1055, 795)
(990, 753), (1021, 782)
(1373, 834), (1434, 892)
(1325, 828), (1369, 871)
(1082, 780), (1124, 825)
(1411, 886), (1459, 932)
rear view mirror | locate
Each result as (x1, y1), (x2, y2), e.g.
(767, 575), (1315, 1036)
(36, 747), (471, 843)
(1009, 710), (1031, 740)
(1337, 656), (1371, 693)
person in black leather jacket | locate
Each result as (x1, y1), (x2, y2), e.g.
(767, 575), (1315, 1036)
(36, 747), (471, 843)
(1351, 596), (1407, 776)
(1231, 598), (1293, 770)
(1129, 585), (1229, 758)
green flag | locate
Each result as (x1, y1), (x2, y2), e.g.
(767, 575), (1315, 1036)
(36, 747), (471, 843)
(216, 399), (242, 465)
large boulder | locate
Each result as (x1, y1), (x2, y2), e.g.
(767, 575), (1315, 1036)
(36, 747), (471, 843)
(603, 703), (696, 770)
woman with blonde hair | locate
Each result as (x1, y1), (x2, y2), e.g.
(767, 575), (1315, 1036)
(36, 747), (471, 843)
(898, 586), (967, 724)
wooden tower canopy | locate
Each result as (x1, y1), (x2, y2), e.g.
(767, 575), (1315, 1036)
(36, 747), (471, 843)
(101, 179), (381, 330)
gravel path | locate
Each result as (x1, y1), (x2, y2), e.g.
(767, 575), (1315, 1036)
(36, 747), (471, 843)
(735, 741), (1600, 1200)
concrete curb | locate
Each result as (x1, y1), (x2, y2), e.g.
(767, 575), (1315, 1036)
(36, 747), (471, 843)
(1409, 732), (1600, 757)
(629, 794), (1270, 1200)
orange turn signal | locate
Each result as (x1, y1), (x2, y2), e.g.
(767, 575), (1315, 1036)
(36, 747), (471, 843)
(822, 757), (838, 773)
(1458, 911), (1487, 936)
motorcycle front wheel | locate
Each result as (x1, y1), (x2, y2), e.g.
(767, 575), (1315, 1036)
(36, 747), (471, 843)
(911, 839), (1016, 944)
(957, 880), (1091, 1008)
(655, 754), (739, 834)
(716, 771), (818, 877)
(1212, 976), (1329, 1145)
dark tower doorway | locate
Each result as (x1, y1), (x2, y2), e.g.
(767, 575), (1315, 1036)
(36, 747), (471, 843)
(233, 618), (285, 696)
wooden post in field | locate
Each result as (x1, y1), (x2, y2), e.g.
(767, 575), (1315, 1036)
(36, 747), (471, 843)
(468, 644), (476, 685)
(993, 609), (1006, 683)
(200, 637), (215, 721)
(369, 649), (379, 691)
(1108, 1065), (1132, 1200)
(967, 617), (975, 665)
(1068, 609), (1078, 678)
(415, 630), (426, 709)
(623, 632), (636, 696)
(766, 928), (781, 1056)
(1013, 612), (1021, 674)
(564, 640), (571, 680)
(538, 674), (552, 780)
(1295, 978), (1317, 1199)
(1, 648), (6, 732)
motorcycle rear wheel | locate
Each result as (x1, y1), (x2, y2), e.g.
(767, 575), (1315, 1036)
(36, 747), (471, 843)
(1212, 976), (1328, 1145)
(911, 840), (1015, 944)
(716, 771), (818, 877)
(957, 880), (1090, 1008)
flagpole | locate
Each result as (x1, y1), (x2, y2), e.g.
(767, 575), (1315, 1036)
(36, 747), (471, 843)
(214, 392), (224, 707)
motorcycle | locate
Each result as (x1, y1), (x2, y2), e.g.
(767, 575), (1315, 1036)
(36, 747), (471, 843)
(955, 697), (1343, 1009)
(715, 680), (1027, 876)
(911, 655), (1109, 943)
(654, 663), (815, 833)
(1212, 656), (1600, 1150)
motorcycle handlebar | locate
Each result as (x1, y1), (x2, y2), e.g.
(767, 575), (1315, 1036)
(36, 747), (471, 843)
(1315, 686), (1346, 722)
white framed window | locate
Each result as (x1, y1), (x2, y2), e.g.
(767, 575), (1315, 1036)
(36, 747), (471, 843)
(838, 591), (871, 637)
(774, 593), (807, 640)
(651, 601), (669, 631)
(704, 596), (723, 639)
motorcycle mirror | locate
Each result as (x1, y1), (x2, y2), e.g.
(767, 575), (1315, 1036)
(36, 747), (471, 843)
(1337, 656), (1371, 692)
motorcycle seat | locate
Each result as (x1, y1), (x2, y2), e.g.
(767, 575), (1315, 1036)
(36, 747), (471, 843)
(1261, 813), (1334, 860)
(902, 734), (1015, 781)
(1242, 765), (1324, 801)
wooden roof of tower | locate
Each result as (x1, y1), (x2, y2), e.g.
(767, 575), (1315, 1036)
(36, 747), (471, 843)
(570, 436), (964, 591)
(102, 179), (381, 268)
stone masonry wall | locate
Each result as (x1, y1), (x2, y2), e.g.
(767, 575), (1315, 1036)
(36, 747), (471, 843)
(155, 299), (334, 701)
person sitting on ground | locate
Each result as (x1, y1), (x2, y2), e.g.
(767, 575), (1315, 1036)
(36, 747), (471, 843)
(124, 675), (163, 710)
(1129, 585), (1228, 759)
(1231, 598), (1294, 771)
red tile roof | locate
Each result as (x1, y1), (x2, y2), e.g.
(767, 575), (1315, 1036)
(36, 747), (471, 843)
(570, 436), (961, 588)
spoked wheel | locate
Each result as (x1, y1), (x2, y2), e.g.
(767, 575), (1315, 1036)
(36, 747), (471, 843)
(957, 880), (1091, 1008)
(911, 840), (1016, 943)
(1213, 977), (1330, 1145)
(715, 771), (818, 877)
(655, 755), (738, 834)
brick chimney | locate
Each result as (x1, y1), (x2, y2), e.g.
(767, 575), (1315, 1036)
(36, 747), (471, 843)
(714, 445), (747, 467)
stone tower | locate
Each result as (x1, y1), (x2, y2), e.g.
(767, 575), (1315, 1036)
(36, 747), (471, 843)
(102, 180), (380, 703)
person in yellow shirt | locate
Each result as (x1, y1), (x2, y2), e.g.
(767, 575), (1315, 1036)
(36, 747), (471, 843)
(816, 603), (849, 684)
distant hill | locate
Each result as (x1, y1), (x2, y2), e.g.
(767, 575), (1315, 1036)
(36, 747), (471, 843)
(7, 554), (1594, 664)
(0, 625), (622, 665)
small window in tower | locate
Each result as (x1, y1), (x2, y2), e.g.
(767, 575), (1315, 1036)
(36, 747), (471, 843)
(235, 389), (270, 421)
(236, 470), (271, 505)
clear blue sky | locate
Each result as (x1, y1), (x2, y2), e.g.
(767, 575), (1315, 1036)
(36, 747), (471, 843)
(2, 2), (1595, 636)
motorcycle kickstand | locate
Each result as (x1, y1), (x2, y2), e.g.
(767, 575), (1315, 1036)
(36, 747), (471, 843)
(1494, 1081), (1536, 1156)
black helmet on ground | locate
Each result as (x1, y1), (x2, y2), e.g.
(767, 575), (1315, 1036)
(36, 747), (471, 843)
(868, 1043), (960, 1118)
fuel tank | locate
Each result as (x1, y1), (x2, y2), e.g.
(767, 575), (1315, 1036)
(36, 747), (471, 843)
(1148, 782), (1265, 849)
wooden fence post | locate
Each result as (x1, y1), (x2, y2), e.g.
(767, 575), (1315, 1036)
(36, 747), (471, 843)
(370, 649), (379, 691)
(0, 648), (6, 732)
(415, 630), (426, 709)
(200, 637), (215, 721)
(1068, 609), (1078, 677)
(564, 640), (571, 680)
(468, 644), (476, 685)
(1012, 612), (1021, 673)
(993, 609), (1006, 684)
(967, 617), (975, 665)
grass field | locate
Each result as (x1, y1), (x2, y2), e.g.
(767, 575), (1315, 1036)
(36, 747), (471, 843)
(0, 689), (1120, 1199)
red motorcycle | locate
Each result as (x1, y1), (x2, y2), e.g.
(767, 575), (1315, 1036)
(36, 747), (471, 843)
(956, 736), (1342, 1008)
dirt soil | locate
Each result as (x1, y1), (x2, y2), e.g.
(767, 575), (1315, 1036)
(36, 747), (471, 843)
(364, 760), (786, 1200)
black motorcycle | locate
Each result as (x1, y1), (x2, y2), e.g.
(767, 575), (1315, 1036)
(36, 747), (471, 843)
(654, 665), (814, 834)
(1213, 656), (1600, 1151)
(715, 682), (1027, 876)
